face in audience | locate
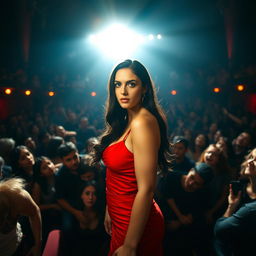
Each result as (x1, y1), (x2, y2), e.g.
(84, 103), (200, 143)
(62, 151), (80, 171)
(40, 158), (56, 177)
(18, 148), (35, 169)
(80, 171), (95, 182)
(203, 145), (220, 167)
(81, 185), (97, 209)
(195, 134), (207, 148)
(173, 142), (187, 160)
(183, 169), (204, 192)
(244, 149), (256, 176)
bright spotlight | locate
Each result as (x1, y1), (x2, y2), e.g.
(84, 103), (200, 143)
(91, 91), (97, 96)
(157, 34), (162, 40)
(148, 34), (154, 40)
(48, 91), (55, 97)
(171, 90), (177, 95)
(88, 23), (144, 60)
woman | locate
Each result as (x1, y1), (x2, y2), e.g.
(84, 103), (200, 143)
(198, 144), (232, 223)
(32, 157), (62, 247)
(72, 181), (108, 256)
(214, 148), (256, 255)
(11, 145), (35, 194)
(0, 178), (42, 256)
(92, 60), (170, 256)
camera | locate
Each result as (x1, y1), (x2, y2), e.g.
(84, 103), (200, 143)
(230, 180), (244, 196)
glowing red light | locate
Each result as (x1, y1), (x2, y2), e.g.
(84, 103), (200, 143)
(237, 85), (245, 91)
(213, 88), (220, 93)
(171, 90), (177, 95)
(91, 92), (97, 96)
(48, 91), (55, 96)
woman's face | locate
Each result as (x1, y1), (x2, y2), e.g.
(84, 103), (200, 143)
(244, 149), (256, 176)
(18, 148), (35, 169)
(40, 158), (56, 177)
(195, 134), (206, 147)
(203, 145), (220, 167)
(114, 68), (145, 110)
(81, 185), (97, 208)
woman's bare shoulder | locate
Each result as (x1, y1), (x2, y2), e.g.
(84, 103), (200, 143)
(131, 108), (158, 129)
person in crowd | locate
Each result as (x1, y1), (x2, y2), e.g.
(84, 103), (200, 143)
(70, 181), (109, 256)
(46, 136), (64, 165)
(171, 136), (195, 173)
(0, 178), (42, 256)
(37, 131), (51, 156)
(162, 163), (214, 255)
(76, 117), (97, 152)
(92, 59), (171, 256)
(10, 145), (35, 194)
(198, 144), (232, 223)
(214, 149), (256, 255)
(32, 156), (62, 249)
(0, 138), (16, 166)
(55, 142), (84, 230)
(0, 156), (12, 180)
(192, 133), (209, 162)
(230, 131), (252, 177)
(24, 137), (37, 156)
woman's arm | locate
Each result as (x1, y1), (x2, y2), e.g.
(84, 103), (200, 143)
(115, 115), (160, 255)
(18, 190), (42, 256)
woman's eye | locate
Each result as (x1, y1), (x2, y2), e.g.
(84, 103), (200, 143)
(114, 82), (121, 88)
(128, 82), (136, 88)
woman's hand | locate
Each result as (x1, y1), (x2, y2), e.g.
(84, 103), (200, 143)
(112, 245), (136, 256)
(228, 184), (241, 208)
(104, 208), (112, 236)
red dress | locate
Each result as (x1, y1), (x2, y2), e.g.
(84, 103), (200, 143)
(102, 130), (164, 256)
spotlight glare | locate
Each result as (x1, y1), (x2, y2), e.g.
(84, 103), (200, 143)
(5, 88), (12, 95)
(88, 23), (144, 60)
(48, 91), (55, 96)
(157, 34), (162, 39)
(148, 34), (154, 40)
(91, 91), (97, 96)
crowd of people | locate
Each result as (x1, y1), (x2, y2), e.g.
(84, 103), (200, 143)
(0, 61), (256, 255)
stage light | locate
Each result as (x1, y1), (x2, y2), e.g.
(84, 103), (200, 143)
(213, 87), (220, 93)
(171, 90), (177, 95)
(157, 34), (162, 40)
(25, 90), (31, 96)
(236, 84), (245, 91)
(4, 88), (12, 95)
(88, 23), (145, 60)
(148, 34), (154, 40)
(91, 91), (96, 96)
(48, 91), (55, 96)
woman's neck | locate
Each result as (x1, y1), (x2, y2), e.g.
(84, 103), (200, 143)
(23, 166), (33, 176)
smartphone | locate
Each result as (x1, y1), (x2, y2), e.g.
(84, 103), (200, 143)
(230, 180), (244, 196)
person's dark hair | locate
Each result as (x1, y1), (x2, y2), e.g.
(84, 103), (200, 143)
(78, 155), (98, 177)
(10, 145), (29, 172)
(46, 136), (64, 159)
(92, 59), (171, 172)
(33, 156), (51, 194)
(172, 136), (189, 148)
(58, 141), (78, 158)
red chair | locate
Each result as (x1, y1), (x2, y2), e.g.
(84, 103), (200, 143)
(42, 230), (61, 256)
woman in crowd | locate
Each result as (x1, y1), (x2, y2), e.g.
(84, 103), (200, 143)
(92, 59), (171, 255)
(11, 145), (35, 194)
(198, 144), (232, 223)
(71, 181), (108, 256)
(214, 148), (256, 255)
(32, 156), (62, 248)
(192, 133), (209, 162)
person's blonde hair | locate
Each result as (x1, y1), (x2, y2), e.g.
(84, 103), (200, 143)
(240, 148), (256, 177)
(0, 178), (26, 224)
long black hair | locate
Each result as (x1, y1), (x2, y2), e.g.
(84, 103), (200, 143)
(92, 59), (171, 172)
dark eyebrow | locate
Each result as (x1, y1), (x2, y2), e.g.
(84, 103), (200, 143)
(114, 79), (137, 83)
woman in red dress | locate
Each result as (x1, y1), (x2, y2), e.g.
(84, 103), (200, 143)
(92, 60), (171, 256)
